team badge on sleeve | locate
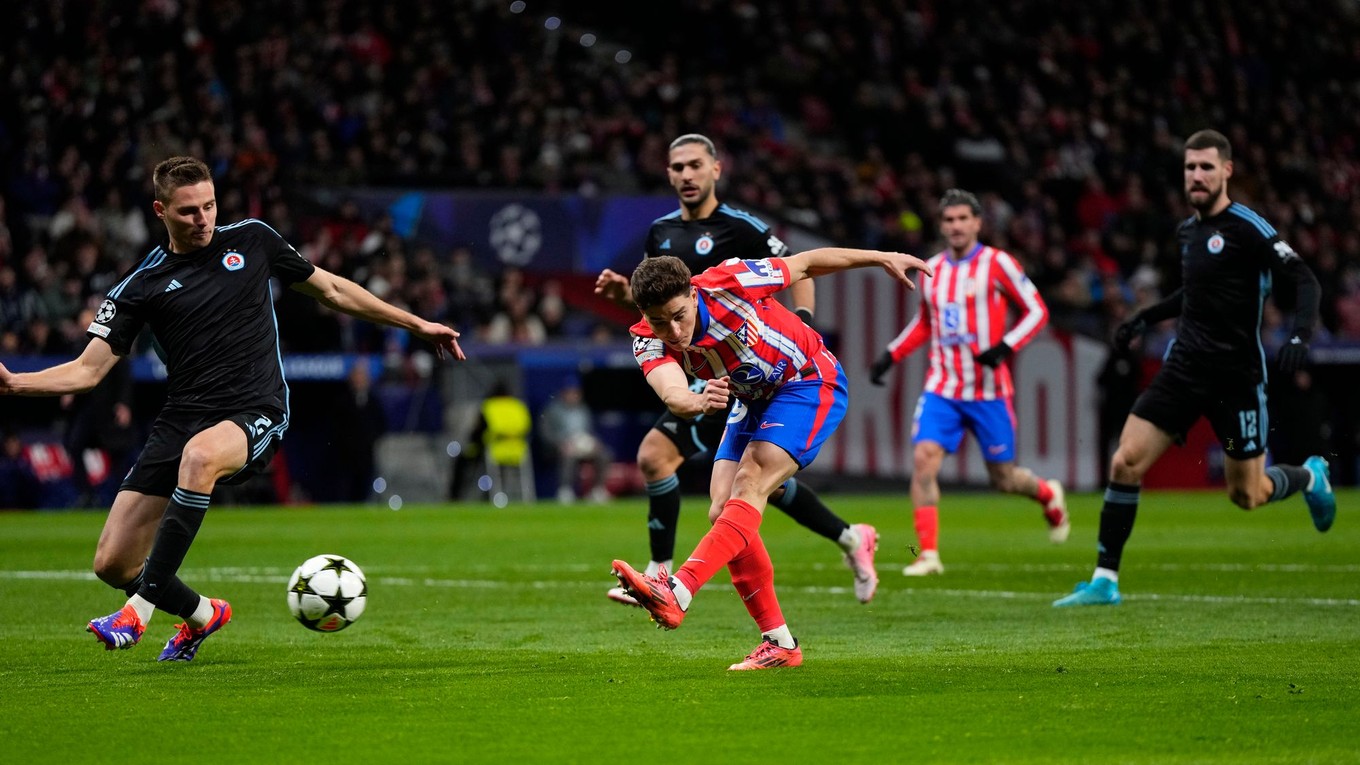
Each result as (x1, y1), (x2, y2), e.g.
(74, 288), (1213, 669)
(95, 299), (117, 324)
(222, 251), (246, 271)
(632, 335), (667, 365)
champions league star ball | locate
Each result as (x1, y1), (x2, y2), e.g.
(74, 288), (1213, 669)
(287, 554), (367, 632)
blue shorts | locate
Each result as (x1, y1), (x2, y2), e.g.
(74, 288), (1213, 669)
(714, 363), (849, 469)
(912, 391), (1016, 463)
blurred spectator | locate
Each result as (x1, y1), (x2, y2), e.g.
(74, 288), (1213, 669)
(0, 431), (41, 509)
(61, 341), (135, 507)
(540, 382), (611, 504)
(330, 362), (386, 503)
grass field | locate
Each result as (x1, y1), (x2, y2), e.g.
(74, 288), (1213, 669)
(1, 490), (1356, 764)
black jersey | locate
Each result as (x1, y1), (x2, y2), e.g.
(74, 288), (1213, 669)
(644, 202), (789, 270)
(87, 218), (316, 414)
(1171, 201), (1305, 380)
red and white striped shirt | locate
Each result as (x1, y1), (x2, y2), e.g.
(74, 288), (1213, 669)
(631, 257), (837, 401)
(886, 244), (1047, 400)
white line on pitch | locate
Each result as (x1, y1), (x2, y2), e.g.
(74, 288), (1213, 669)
(3, 570), (1356, 607)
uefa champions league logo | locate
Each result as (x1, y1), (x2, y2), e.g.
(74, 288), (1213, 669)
(489, 204), (543, 266)
(95, 299), (116, 323)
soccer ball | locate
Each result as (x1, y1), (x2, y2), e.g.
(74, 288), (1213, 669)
(287, 554), (367, 632)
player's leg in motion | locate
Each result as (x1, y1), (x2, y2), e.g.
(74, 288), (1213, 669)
(613, 442), (802, 665)
(606, 428), (686, 606)
(903, 440), (947, 576)
(769, 476), (880, 603)
(1224, 453), (1335, 531)
(971, 397), (1068, 542)
(88, 421), (242, 656)
(86, 490), (171, 649)
(1054, 415), (1172, 607)
(984, 462), (1069, 542)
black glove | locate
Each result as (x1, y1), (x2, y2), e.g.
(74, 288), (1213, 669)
(1113, 316), (1148, 352)
(794, 307), (815, 327)
(869, 351), (894, 386)
(1277, 334), (1310, 373)
(973, 341), (1014, 368)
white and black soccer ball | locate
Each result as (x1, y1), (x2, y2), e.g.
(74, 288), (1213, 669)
(287, 554), (367, 632)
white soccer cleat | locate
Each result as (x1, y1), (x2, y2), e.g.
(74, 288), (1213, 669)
(902, 551), (944, 577)
(1044, 479), (1070, 544)
(606, 586), (640, 607)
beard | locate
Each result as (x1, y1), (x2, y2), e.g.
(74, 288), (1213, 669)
(1187, 184), (1224, 213)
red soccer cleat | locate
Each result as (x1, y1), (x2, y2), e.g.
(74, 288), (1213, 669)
(728, 637), (803, 671)
(611, 560), (686, 629)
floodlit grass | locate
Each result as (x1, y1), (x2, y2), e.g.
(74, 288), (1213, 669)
(1, 491), (1356, 764)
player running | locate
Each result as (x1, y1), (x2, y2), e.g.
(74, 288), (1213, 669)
(1054, 129), (1333, 607)
(0, 156), (464, 659)
(870, 189), (1068, 577)
(596, 134), (880, 604)
(612, 248), (931, 669)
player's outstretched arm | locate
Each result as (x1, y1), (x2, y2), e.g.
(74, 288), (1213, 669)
(644, 363), (728, 419)
(0, 338), (120, 397)
(594, 268), (633, 307)
(293, 267), (466, 361)
(785, 247), (933, 287)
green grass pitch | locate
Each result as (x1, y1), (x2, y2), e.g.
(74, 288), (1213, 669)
(1, 490), (1356, 764)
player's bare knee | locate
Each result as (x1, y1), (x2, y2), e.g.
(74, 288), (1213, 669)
(1109, 449), (1147, 483)
(707, 503), (724, 525)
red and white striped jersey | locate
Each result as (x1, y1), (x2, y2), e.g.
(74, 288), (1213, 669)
(631, 257), (838, 401)
(886, 243), (1047, 400)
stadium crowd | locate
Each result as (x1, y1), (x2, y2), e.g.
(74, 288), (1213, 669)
(1, 0), (1358, 357)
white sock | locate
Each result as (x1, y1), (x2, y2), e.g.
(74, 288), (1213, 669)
(1093, 567), (1119, 583)
(128, 594), (155, 625)
(836, 525), (860, 553)
(644, 560), (672, 577)
(762, 624), (796, 649)
(669, 577), (693, 611)
(186, 596), (214, 629)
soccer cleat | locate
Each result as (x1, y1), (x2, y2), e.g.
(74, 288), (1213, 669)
(1052, 577), (1122, 607)
(611, 560), (686, 629)
(1302, 456), (1336, 533)
(87, 604), (146, 651)
(902, 550), (944, 577)
(606, 586), (641, 607)
(157, 599), (232, 662)
(1044, 479), (1071, 544)
(842, 523), (880, 603)
(728, 637), (803, 671)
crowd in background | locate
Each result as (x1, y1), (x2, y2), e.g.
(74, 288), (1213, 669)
(2, 0), (1359, 358)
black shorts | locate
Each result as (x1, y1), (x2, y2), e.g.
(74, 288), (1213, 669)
(121, 407), (286, 496)
(652, 408), (729, 461)
(1130, 360), (1267, 459)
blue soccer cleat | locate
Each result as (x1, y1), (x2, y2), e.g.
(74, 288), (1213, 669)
(1052, 577), (1122, 607)
(87, 604), (146, 650)
(158, 599), (232, 662)
(1302, 456), (1336, 533)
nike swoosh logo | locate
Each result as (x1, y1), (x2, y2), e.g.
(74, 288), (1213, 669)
(686, 558), (706, 564)
(741, 588), (762, 602)
(759, 422), (784, 429)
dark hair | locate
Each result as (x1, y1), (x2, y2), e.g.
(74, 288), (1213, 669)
(631, 256), (693, 309)
(1185, 129), (1232, 161)
(668, 133), (717, 157)
(938, 188), (982, 217)
(152, 156), (213, 202)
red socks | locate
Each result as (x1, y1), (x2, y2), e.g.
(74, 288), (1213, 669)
(914, 505), (939, 552)
(728, 532), (784, 632)
(1035, 479), (1055, 505)
(675, 498), (763, 596)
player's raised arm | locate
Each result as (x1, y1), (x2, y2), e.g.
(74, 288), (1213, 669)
(594, 268), (634, 307)
(784, 247), (932, 287)
(0, 338), (121, 397)
(292, 265), (465, 360)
